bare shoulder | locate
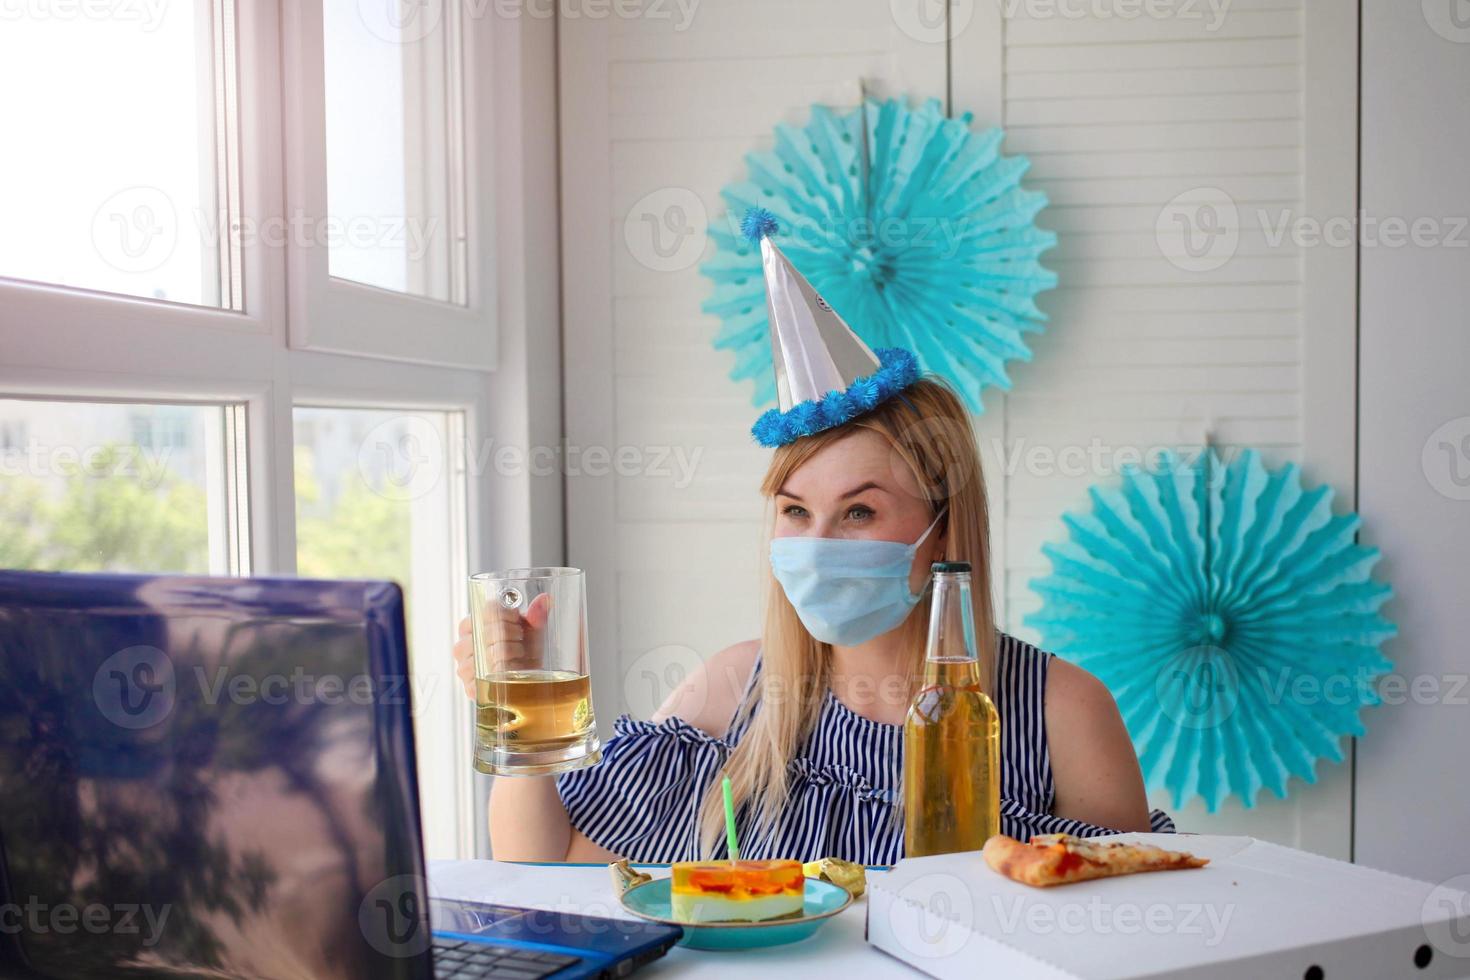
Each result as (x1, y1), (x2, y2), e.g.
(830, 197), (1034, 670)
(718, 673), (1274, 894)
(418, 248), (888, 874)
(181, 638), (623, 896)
(1045, 658), (1117, 717)
(1044, 658), (1132, 761)
(1044, 657), (1152, 832)
(649, 639), (760, 738)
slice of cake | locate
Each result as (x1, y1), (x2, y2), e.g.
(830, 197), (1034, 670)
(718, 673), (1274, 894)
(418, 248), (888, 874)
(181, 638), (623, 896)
(669, 859), (805, 924)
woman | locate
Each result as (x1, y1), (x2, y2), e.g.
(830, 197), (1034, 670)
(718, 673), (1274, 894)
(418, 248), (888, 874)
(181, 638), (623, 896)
(451, 212), (1171, 864)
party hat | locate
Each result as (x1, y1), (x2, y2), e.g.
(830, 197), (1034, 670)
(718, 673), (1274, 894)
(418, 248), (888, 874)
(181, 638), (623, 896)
(742, 207), (920, 448)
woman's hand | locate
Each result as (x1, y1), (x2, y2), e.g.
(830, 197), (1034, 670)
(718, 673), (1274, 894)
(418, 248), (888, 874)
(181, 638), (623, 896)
(453, 592), (616, 862)
(452, 618), (476, 699)
(450, 593), (553, 700)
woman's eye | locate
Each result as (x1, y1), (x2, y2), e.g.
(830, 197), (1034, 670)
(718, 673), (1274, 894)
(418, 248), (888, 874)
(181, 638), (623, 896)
(846, 505), (875, 521)
(781, 504), (808, 519)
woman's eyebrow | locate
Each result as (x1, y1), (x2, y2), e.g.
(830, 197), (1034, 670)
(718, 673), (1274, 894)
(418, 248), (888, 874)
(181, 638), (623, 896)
(775, 481), (888, 501)
(840, 481), (886, 499)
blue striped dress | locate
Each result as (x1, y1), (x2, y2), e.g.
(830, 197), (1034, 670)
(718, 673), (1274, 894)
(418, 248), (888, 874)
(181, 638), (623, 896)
(556, 633), (1176, 865)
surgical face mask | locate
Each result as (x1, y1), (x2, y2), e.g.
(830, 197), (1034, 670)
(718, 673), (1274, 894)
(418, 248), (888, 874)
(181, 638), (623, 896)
(769, 510), (946, 647)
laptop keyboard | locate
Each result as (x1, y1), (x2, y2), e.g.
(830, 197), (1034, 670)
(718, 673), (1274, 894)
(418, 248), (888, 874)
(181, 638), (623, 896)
(432, 936), (583, 979)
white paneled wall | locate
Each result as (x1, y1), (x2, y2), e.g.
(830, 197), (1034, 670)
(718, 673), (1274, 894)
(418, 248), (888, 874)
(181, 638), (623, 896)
(999, 1), (1310, 628)
(974, 0), (1359, 857)
(561, 1), (1358, 856)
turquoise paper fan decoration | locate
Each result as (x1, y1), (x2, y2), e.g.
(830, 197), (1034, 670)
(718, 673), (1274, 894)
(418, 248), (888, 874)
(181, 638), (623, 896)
(1025, 449), (1397, 812)
(701, 97), (1057, 414)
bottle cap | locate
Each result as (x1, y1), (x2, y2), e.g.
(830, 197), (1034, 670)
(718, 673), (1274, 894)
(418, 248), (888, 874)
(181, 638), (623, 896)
(932, 561), (971, 574)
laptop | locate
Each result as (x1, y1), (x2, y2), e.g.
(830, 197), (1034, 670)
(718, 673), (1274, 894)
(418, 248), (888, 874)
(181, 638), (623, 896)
(0, 571), (682, 979)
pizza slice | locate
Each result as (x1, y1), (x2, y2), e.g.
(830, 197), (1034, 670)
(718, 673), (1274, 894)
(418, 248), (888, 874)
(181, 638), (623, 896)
(982, 833), (1208, 887)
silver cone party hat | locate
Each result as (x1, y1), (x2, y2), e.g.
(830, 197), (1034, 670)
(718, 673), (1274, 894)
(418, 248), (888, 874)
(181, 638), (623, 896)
(742, 207), (920, 448)
(759, 235), (881, 412)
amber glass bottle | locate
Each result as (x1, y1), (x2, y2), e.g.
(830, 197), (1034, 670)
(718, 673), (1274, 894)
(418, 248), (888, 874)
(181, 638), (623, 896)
(902, 561), (1000, 857)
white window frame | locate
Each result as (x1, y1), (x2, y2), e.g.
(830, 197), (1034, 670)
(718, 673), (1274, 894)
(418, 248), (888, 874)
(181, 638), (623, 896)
(282, 0), (498, 370)
(0, 0), (563, 863)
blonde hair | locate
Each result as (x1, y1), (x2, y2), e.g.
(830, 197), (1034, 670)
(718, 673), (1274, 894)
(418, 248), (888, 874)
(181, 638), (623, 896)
(697, 377), (996, 855)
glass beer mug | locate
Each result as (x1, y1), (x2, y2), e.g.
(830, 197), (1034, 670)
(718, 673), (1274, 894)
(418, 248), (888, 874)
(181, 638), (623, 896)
(468, 568), (601, 775)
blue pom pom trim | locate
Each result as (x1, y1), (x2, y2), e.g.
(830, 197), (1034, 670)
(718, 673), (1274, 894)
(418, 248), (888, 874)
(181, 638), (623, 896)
(751, 348), (920, 448)
(741, 206), (780, 244)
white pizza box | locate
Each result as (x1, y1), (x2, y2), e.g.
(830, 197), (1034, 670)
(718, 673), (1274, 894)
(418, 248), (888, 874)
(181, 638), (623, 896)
(866, 833), (1470, 979)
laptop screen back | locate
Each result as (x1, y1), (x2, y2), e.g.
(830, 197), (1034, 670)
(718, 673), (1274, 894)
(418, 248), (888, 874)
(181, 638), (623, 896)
(0, 572), (433, 980)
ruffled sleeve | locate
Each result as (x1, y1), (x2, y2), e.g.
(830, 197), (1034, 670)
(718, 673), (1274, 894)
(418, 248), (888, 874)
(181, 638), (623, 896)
(554, 714), (729, 862)
(786, 757), (897, 805)
(736, 755), (904, 865)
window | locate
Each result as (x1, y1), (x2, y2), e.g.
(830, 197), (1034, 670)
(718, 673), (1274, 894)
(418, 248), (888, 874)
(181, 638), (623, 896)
(293, 406), (470, 862)
(0, 399), (246, 575)
(0, 0), (537, 862)
(322, 1), (466, 303)
(284, 0), (497, 368)
(0, 0), (239, 308)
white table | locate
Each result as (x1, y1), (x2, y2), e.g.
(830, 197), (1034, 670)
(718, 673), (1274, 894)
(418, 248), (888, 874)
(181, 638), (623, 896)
(428, 860), (916, 978)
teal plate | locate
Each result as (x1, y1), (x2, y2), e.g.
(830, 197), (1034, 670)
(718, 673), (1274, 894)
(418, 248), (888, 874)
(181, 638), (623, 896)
(618, 876), (853, 950)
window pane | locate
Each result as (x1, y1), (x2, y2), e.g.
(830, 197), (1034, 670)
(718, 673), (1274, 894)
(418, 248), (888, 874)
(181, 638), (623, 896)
(0, 3), (234, 307)
(0, 400), (232, 574)
(323, 1), (465, 303)
(293, 407), (469, 860)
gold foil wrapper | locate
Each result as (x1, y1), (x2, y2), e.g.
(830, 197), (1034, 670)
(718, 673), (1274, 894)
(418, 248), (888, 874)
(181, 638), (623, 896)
(609, 859), (653, 896)
(802, 857), (866, 898)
